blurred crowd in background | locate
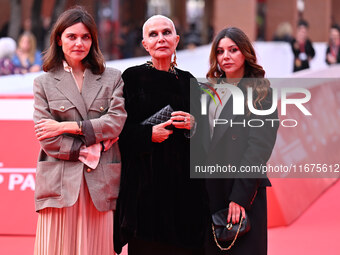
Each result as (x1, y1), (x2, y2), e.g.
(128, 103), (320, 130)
(0, 0), (339, 76)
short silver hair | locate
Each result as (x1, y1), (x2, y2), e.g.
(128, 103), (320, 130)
(0, 37), (17, 59)
(142, 15), (177, 39)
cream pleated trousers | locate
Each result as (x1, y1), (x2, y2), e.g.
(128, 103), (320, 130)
(34, 176), (115, 255)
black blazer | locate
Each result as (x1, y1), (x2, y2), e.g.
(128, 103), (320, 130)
(291, 38), (315, 72)
(202, 80), (278, 212)
(202, 79), (279, 255)
(325, 45), (340, 65)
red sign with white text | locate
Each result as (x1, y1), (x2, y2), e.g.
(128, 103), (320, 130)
(0, 120), (39, 235)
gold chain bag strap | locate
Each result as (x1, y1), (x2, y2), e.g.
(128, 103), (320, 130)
(211, 209), (251, 251)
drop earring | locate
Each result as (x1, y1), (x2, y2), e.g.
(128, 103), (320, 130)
(170, 50), (177, 71)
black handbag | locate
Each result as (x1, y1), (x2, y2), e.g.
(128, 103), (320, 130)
(141, 104), (174, 129)
(211, 208), (251, 251)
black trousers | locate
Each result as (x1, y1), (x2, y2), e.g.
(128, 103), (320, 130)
(128, 237), (204, 255)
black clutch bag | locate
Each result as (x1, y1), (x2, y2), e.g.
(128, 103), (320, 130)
(141, 104), (174, 129)
(211, 208), (251, 251)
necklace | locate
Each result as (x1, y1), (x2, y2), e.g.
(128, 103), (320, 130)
(215, 81), (240, 94)
(212, 87), (230, 119)
(146, 61), (178, 76)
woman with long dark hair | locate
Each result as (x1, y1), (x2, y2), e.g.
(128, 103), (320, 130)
(204, 27), (279, 255)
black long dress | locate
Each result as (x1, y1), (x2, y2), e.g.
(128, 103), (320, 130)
(114, 64), (209, 254)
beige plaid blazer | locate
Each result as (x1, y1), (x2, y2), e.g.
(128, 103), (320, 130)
(33, 66), (126, 212)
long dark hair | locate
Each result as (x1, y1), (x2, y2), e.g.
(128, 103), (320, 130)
(207, 27), (270, 108)
(43, 6), (105, 74)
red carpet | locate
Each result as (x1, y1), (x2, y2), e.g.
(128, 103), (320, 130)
(0, 235), (35, 255)
(268, 179), (340, 255)
(0, 180), (339, 255)
(0, 235), (128, 255)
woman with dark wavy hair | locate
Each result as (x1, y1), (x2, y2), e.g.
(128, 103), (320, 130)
(203, 27), (279, 255)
